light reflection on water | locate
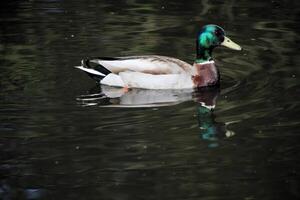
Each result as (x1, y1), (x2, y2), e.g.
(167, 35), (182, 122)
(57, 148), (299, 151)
(0, 0), (299, 199)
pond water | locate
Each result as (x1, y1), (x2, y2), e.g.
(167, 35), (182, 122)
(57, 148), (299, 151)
(0, 0), (299, 199)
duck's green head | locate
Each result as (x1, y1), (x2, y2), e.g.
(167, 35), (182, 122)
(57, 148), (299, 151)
(196, 24), (242, 63)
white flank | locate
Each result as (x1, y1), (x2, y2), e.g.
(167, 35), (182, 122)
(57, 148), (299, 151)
(100, 73), (125, 87)
(119, 72), (193, 89)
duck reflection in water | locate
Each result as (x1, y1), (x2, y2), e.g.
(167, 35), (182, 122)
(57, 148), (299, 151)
(77, 86), (235, 147)
(193, 88), (235, 148)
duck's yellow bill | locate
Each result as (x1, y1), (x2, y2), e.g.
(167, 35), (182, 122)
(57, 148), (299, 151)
(221, 36), (242, 50)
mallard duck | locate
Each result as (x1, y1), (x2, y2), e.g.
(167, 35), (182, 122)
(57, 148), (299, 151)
(75, 24), (241, 89)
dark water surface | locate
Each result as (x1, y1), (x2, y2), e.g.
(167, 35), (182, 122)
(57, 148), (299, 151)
(1, 0), (299, 199)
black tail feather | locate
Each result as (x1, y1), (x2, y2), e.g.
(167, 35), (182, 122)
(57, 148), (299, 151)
(83, 58), (112, 75)
(78, 58), (112, 82)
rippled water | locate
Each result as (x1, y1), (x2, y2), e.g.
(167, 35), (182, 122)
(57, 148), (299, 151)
(1, 0), (299, 199)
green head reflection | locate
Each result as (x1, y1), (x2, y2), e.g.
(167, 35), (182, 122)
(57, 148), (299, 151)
(194, 88), (235, 148)
(197, 105), (219, 148)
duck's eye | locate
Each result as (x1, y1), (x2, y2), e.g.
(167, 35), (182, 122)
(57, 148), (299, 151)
(215, 30), (221, 36)
(215, 29), (224, 42)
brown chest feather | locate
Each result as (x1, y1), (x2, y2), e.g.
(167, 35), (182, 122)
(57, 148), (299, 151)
(192, 62), (219, 88)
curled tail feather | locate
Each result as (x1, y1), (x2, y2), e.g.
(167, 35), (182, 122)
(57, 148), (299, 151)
(75, 58), (112, 82)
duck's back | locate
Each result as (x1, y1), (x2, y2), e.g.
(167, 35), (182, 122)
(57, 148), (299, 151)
(88, 55), (192, 75)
